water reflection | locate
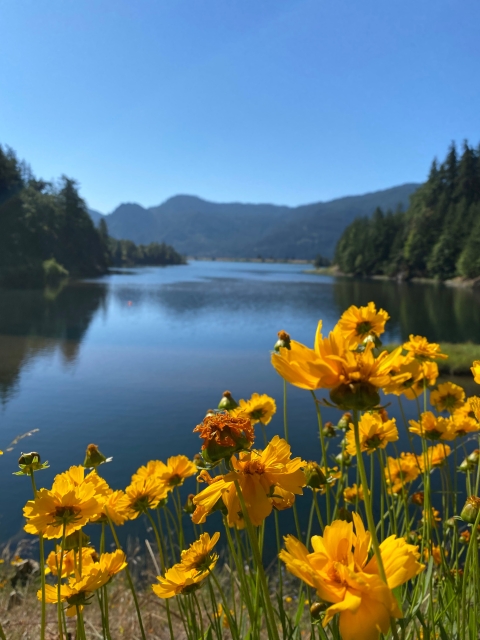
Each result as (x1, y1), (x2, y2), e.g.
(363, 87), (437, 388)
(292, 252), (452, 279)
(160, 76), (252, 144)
(333, 278), (480, 343)
(0, 283), (107, 400)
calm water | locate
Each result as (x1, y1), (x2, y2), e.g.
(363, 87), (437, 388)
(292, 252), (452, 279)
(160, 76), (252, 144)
(1, 261), (480, 547)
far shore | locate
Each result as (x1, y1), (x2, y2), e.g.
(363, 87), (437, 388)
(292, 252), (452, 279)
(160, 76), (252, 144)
(305, 266), (480, 290)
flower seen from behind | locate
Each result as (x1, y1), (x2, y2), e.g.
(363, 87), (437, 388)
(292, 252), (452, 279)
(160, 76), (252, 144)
(409, 412), (455, 441)
(403, 335), (447, 362)
(385, 453), (421, 494)
(430, 382), (465, 413)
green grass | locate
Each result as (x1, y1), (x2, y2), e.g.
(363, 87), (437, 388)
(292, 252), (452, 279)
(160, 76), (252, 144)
(384, 342), (480, 375)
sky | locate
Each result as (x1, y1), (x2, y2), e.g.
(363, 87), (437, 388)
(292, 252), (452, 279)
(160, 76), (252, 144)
(1, 0), (479, 213)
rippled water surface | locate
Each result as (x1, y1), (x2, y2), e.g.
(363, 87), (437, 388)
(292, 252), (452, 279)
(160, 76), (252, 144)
(1, 261), (480, 544)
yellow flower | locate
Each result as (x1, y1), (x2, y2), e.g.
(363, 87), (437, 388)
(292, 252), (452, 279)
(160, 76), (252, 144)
(232, 393), (277, 425)
(192, 436), (306, 527)
(133, 456), (197, 488)
(403, 335), (447, 362)
(23, 474), (102, 539)
(97, 490), (131, 526)
(123, 477), (169, 519)
(46, 547), (97, 577)
(345, 413), (398, 456)
(280, 513), (424, 640)
(40, 550), (126, 616)
(336, 302), (390, 347)
(343, 484), (364, 503)
(385, 453), (421, 494)
(420, 444), (451, 470)
(180, 532), (220, 571)
(409, 412), (455, 441)
(383, 357), (438, 400)
(471, 361), (480, 383)
(450, 407), (480, 438)
(152, 560), (215, 599)
(424, 545), (444, 566)
(272, 321), (407, 409)
(469, 396), (480, 422)
(430, 382), (465, 413)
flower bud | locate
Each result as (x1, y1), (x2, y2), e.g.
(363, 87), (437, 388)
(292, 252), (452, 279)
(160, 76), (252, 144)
(467, 449), (480, 465)
(14, 452), (49, 476)
(83, 444), (109, 468)
(460, 496), (480, 524)
(183, 494), (196, 515)
(274, 330), (291, 352)
(458, 458), (473, 473)
(444, 517), (457, 530)
(304, 462), (327, 489)
(405, 531), (419, 545)
(217, 391), (239, 411)
(337, 507), (353, 523)
(411, 492), (424, 506)
(322, 422), (336, 438)
(337, 413), (352, 430)
(310, 602), (327, 620)
(64, 531), (91, 551)
(335, 450), (352, 467)
(330, 382), (380, 411)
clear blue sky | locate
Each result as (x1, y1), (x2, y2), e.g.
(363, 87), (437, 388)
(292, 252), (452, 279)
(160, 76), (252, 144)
(1, 0), (479, 213)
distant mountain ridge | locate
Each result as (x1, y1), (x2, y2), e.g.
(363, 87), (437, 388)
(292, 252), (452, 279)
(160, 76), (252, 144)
(88, 183), (420, 259)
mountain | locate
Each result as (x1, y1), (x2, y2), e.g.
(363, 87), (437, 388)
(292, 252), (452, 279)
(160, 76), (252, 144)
(89, 184), (420, 260)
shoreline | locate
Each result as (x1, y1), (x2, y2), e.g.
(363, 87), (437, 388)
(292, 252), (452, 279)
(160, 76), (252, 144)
(304, 267), (480, 289)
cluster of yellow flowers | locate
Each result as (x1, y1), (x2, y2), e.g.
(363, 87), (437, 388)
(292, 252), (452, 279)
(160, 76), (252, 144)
(9, 302), (480, 640)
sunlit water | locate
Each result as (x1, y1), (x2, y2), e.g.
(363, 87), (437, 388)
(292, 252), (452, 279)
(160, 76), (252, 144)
(1, 261), (480, 551)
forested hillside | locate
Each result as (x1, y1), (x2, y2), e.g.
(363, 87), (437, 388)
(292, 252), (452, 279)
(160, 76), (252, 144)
(0, 145), (110, 286)
(0, 145), (185, 287)
(335, 141), (480, 279)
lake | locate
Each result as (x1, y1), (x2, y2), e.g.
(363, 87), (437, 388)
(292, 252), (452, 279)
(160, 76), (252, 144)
(1, 260), (480, 547)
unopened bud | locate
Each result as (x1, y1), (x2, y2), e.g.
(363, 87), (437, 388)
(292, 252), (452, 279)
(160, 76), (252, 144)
(183, 494), (196, 515)
(335, 450), (352, 467)
(337, 413), (352, 430)
(83, 444), (109, 468)
(217, 391), (239, 411)
(64, 531), (91, 551)
(310, 602), (327, 619)
(14, 452), (49, 476)
(460, 496), (480, 524)
(274, 330), (291, 352)
(467, 449), (480, 465)
(322, 422), (336, 438)
(411, 492), (424, 506)
(444, 517), (457, 530)
(304, 462), (327, 489)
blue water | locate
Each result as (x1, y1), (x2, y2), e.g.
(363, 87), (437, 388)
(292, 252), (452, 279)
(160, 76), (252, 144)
(1, 261), (479, 547)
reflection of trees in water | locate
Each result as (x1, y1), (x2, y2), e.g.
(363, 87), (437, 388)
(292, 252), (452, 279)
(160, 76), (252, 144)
(0, 283), (107, 400)
(332, 278), (480, 343)
(110, 276), (480, 345)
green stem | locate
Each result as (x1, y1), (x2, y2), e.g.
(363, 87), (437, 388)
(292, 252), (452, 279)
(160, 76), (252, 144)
(232, 477), (279, 640)
(311, 391), (331, 522)
(106, 512), (147, 640)
(283, 379), (289, 442)
(145, 511), (175, 640)
(30, 471), (46, 640)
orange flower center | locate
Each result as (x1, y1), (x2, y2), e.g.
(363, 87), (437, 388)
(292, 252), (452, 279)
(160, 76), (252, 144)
(242, 460), (266, 475)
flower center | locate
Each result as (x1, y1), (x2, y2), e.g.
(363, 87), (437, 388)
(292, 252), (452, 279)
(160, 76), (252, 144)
(169, 474), (183, 486)
(356, 321), (372, 336)
(53, 506), (81, 525)
(250, 409), (265, 420)
(242, 460), (265, 475)
(365, 434), (382, 450)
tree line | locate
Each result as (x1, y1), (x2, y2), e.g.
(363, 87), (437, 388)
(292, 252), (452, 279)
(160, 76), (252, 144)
(335, 140), (480, 280)
(0, 145), (184, 287)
